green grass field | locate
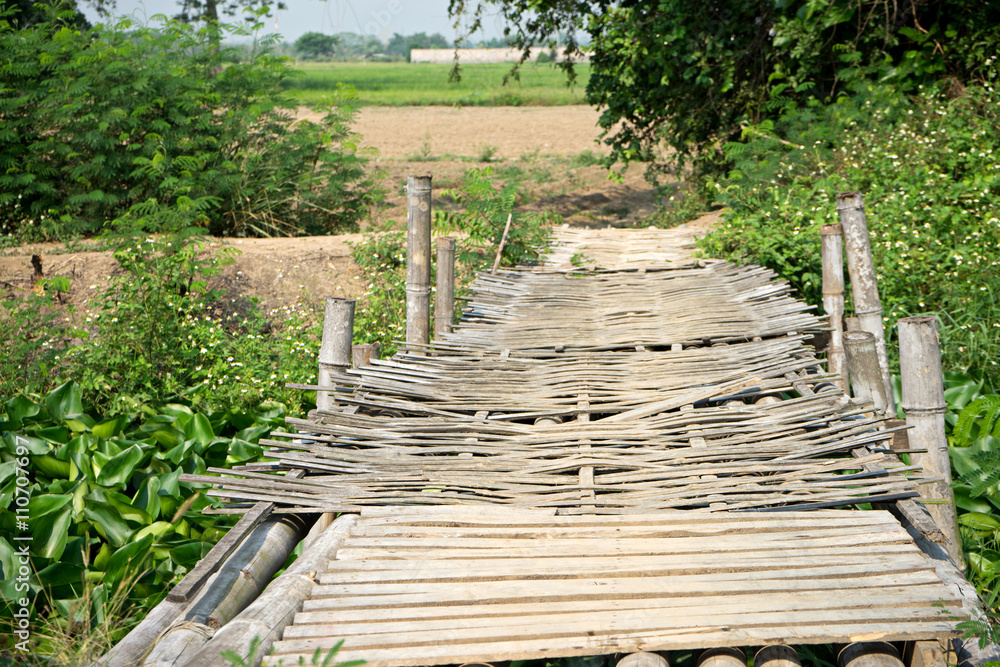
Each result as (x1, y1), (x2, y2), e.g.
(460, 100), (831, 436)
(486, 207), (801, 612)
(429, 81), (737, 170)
(282, 61), (591, 106)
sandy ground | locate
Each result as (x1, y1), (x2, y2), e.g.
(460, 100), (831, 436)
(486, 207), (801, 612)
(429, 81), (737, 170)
(1, 106), (711, 319)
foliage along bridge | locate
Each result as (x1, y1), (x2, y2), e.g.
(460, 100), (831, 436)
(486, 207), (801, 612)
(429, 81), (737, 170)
(100, 225), (991, 667)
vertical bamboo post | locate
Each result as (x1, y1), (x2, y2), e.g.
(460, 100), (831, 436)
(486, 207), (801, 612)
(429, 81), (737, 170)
(351, 342), (380, 369)
(898, 315), (962, 566)
(406, 175), (432, 349)
(839, 642), (904, 667)
(821, 223), (848, 391)
(435, 236), (456, 337)
(837, 191), (895, 415)
(316, 298), (355, 412)
(844, 331), (890, 414)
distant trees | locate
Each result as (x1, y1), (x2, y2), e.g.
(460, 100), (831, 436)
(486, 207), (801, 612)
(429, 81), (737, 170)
(294, 31), (337, 60)
(385, 31), (449, 61)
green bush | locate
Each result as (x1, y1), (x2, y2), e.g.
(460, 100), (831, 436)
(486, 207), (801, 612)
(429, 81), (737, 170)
(0, 4), (377, 241)
(699, 76), (1000, 387)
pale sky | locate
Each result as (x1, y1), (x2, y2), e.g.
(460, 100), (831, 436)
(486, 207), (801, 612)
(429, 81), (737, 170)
(81, 0), (511, 43)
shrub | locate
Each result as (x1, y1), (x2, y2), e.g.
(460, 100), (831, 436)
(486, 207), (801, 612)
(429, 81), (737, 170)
(0, 4), (377, 240)
(699, 75), (1000, 387)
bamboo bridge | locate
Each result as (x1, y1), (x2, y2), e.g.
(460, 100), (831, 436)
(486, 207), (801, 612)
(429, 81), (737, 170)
(101, 201), (996, 667)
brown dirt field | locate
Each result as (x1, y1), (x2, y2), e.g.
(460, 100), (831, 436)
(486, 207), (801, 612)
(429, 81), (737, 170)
(1, 106), (709, 321)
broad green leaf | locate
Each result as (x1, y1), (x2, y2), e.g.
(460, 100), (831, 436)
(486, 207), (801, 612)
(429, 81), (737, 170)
(958, 512), (1000, 531)
(3, 395), (40, 429)
(45, 382), (84, 420)
(92, 417), (122, 439)
(134, 476), (162, 520)
(133, 521), (174, 541)
(106, 491), (152, 525)
(96, 445), (144, 487)
(83, 501), (133, 547)
(28, 494), (73, 520)
(954, 486), (995, 514)
(184, 413), (214, 446)
(34, 507), (73, 560)
(104, 536), (154, 589)
(2, 432), (48, 455)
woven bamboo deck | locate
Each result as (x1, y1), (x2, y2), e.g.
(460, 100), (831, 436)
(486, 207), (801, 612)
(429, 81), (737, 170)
(187, 225), (965, 666)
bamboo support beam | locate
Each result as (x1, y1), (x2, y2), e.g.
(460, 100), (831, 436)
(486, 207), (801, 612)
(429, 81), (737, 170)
(699, 647), (746, 667)
(756, 646), (801, 667)
(844, 331), (890, 415)
(840, 642), (905, 667)
(184, 514), (360, 667)
(898, 315), (962, 566)
(618, 653), (669, 667)
(435, 236), (456, 337)
(406, 175), (432, 348)
(820, 223), (848, 391)
(317, 298), (355, 412)
(141, 516), (307, 666)
(837, 191), (895, 415)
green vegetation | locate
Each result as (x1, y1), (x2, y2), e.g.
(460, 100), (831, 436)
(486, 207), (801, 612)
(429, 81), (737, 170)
(282, 62), (590, 106)
(0, 6), (377, 244)
(454, 0), (999, 177)
(351, 167), (556, 357)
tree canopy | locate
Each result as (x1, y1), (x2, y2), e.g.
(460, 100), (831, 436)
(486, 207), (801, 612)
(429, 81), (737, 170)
(385, 31), (449, 61)
(449, 0), (1000, 176)
(295, 31), (337, 60)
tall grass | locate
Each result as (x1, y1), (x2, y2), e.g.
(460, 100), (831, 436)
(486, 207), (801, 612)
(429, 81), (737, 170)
(282, 62), (591, 106)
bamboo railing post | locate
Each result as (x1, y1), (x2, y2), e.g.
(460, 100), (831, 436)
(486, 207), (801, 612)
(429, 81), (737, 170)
(406, 175), (432, 348)
(837, 191), (895, 415)
(821, 223), (848, 391)
(756, 646), (801, 667)
(317, 298), (355, 412)
(844, 330), (890, 414)
(898, 315), (962, 566)
(435, 236), (456, 337)
(839, 642), (905, 667)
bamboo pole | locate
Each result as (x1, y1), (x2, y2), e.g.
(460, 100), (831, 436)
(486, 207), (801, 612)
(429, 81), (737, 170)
(756, 646), (800, 667)
(351, 342), (379, 369)
(699, 647), (746, 667)
(844, 330), (890, 415)
(406, 175), (432, 348)
(184, 514), (360, 667)
(837, 191), (895, 415)
(839, 642), (904, 667)
(845, 317), (862, 332)
(898, 315), (962, 566)
(435, 236), (456, 337)
(141, 516), (306, 667)
(820, 223), (848, 391)
(317, 298), (355, 412)
(618, 653), (669, 667)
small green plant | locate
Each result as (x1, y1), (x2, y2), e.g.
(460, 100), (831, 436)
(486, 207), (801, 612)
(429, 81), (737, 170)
(570, 150), (603, 168)
(222, 636), (365, 667)
(570, 251), (594, 268)
(435, 166), (555, 272)
(350, 232), (407, 357)
(406, 132), (436, 162)
(476, 143), (499, 163)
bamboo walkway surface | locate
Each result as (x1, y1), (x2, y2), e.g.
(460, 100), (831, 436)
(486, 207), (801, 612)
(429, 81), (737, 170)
(183, 225), (964, 666)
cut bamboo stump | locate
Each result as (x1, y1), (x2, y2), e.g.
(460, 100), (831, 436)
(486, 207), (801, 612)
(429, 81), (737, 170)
(756, 645), (801, 667)
(837, 191), (895, 415)
(821, 223), (848, 391)
(699, 647), (746, 667)
(898, 315), (962, 566)
(183, 514), (360, 667)
(436, 236), (456, 337)
(407, 175), (432, 348)
(618, 652), (669, 667)
(317, 298), (355, 412)
(352, 343), (380, 369)
(844, 331), (890, 415)
(839, 642), (904, 667)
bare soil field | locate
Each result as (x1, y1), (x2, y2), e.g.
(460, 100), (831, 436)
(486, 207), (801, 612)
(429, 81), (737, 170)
(2, 106), (699, 319)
